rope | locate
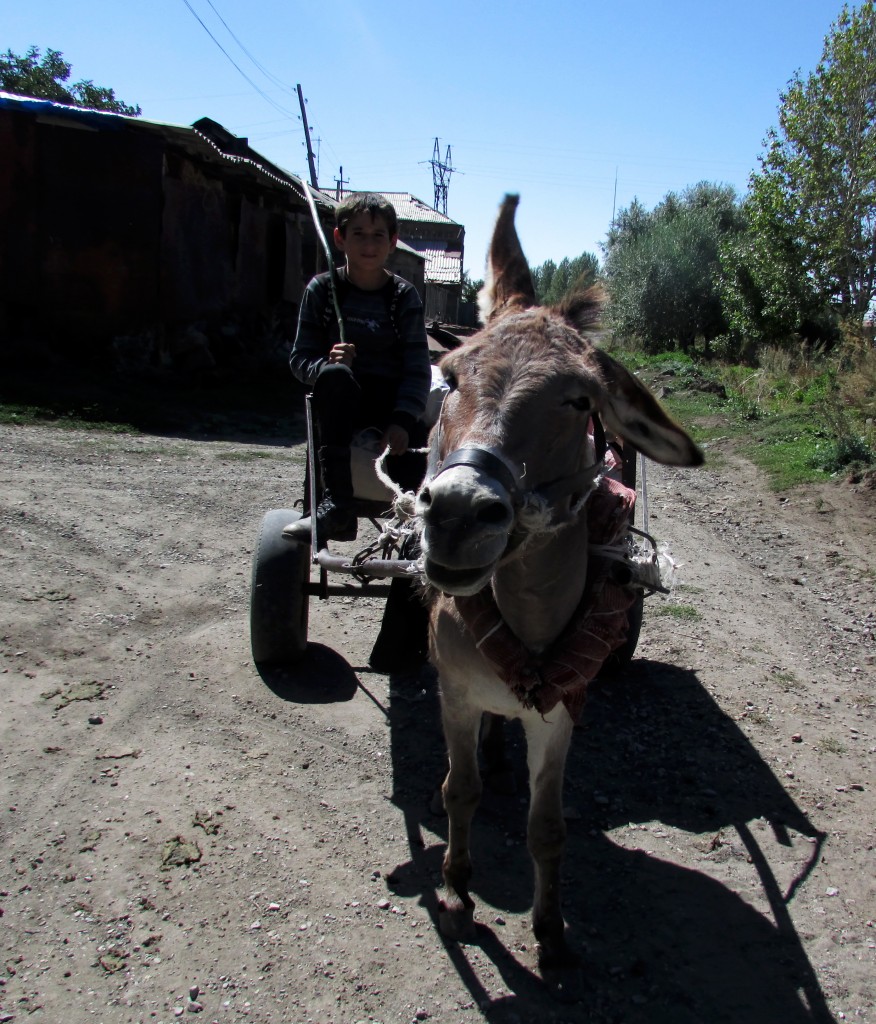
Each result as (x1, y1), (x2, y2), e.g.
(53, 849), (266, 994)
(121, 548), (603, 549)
(373, 445), (429, 520)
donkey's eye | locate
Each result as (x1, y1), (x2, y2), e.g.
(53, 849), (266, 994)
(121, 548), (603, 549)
(442, 369), (458, 391)
(563, 395), (591, 412)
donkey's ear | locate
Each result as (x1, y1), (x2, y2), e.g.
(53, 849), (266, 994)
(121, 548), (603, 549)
(556, 283), (605, 335)
(592, 348), (704, 467)
(478, 195), (537, 323)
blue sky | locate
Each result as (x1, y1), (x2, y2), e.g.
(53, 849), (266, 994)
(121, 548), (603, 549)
(5, 0), (848, 274)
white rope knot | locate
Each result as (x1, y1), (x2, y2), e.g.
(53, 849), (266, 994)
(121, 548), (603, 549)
(374, 445), (429, 521)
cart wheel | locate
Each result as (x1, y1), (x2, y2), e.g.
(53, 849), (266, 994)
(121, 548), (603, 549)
(603, 590), (645, 676)
(250, 509), (310, 665)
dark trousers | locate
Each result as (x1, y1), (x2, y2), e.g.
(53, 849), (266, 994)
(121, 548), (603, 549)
(311, 363), (427, 491)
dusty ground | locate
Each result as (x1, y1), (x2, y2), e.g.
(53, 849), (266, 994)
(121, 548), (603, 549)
(0, 418), (874, 1024)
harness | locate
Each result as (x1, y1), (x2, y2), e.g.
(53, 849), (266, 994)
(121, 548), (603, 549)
(422, 409), (643, 720)
(453, 474), (638, 720)
(424, 409), (609, 541)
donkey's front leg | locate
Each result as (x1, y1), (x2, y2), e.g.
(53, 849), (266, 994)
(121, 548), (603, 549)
(524, 710), (575, 967)
(438, 695), (483, 942)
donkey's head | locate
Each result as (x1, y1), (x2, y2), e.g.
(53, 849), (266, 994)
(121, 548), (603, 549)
(416, 195), (703, 597)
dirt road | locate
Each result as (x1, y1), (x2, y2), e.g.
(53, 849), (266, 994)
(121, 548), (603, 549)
(1, 421), (873, 1024)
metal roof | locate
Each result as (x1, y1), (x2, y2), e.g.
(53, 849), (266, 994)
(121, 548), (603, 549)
(335, 189), (461, 227)
(380, 192), (462, 226)
(0, 92), (328, 210)
(405, 239), (462, 285)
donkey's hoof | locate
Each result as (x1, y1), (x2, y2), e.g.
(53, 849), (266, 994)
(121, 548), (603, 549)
(438, 900), (477, 943)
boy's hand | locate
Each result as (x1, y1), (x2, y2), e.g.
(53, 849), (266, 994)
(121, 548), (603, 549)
(328, 342), (356, 367)
(382, 424), (409, 456)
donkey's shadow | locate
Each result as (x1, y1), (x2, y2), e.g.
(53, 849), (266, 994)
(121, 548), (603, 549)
(385, 658), (833, 1023)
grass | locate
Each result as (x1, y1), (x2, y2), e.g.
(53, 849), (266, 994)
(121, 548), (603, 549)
(609, 342), (876, 491)
(817, 736), (848, 756)
(0, 402), (137, 433)
(652, 602), (702, 622)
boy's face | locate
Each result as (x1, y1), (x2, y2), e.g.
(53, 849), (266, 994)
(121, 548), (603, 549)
(334, 212), (397, 282)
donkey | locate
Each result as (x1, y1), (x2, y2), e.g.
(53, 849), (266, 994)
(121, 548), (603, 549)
(415, 195), (703, 968)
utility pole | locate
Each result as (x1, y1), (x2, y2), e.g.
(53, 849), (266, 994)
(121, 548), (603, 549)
(428, 138), (456, 215)
(334, 166), (349, 201)
(296, 84), (319, 189)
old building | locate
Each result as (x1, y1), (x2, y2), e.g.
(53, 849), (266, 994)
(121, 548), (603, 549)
(0, 93), (427, 373)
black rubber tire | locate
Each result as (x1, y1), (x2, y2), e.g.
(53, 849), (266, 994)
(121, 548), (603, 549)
(250, 509), (310, 665)
(603, 590), (645, 675)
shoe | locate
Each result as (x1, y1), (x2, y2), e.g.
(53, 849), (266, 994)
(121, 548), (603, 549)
(284, 443), (358, 545)
(283, 498), (357, 545)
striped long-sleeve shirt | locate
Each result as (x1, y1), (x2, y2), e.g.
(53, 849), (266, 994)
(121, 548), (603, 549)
(289, 269), (432, 429)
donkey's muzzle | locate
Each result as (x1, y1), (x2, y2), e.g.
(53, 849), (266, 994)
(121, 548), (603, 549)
(415, 465), (515, 594)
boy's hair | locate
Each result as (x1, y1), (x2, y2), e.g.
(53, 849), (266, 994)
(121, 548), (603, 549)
(335, 192), (398, 238)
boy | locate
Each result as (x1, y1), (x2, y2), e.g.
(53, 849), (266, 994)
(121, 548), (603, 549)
(285, 192), (432, 545)
(285, 193), (432, 673)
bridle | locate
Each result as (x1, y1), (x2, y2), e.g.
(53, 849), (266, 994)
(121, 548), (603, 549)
(423, 409), (608, 537)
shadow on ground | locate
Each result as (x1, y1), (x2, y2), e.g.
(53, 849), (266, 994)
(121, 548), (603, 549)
(256, 643), (359, 703)
(382, 657), (833, 1023)
(0, 363), (308, 446)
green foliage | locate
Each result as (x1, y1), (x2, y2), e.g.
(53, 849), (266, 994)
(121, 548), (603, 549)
(724, 2), (876, 343)
(815, 433), (876, 472)
(605, 339), (876, 490)
(460, 271), (484, 305)
(530, 252), (599, 305)
(0, 46), (141, 115)
(603, 182), (745, 354)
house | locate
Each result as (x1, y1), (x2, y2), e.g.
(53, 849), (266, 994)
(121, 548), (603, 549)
(337, 190), (464, 325)
(0, 93), (428, 374)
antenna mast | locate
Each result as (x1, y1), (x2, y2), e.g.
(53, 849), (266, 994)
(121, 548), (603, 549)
(334, 167), (349, 201)
(429, 138), (455, 215)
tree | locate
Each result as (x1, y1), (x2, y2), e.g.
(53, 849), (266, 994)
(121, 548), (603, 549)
(0, 46), (141, 115)
(718, 187), (837, 350)
(530, 252), (599, 305)
(460, 270), (484, 305)
(741, 3), (876, 323)
(603, 182), (745, 353)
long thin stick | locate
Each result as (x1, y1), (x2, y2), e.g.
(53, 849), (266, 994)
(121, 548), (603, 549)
(301, 182), (346, 345)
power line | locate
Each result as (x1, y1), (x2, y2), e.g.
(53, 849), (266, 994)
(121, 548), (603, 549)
(201, 0), (298, 98)
(179, 0), (297, 120)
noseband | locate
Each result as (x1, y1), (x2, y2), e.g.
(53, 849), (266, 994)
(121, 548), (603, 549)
(425, 414), (608, 533)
